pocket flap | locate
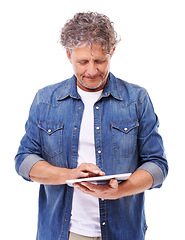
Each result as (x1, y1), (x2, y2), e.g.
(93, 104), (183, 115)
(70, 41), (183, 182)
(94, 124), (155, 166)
(38, 122), (64, 135)
(111, 121), (139, 134)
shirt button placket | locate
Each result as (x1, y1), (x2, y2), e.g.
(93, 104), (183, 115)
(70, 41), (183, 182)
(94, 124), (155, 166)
(94, 104), (103, 170)
(71, 102), (83, 169)
(95, 103), (106, 237)
(95, 109), (101, 158)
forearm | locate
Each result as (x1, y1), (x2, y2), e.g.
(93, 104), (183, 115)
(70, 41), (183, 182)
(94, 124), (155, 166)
(117, 169), (153, 198)
(29, 161), (104, 185)
(29, 161), (71, 185)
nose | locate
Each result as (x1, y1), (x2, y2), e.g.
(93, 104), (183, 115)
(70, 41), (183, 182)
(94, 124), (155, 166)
(86, 61), (98, 76)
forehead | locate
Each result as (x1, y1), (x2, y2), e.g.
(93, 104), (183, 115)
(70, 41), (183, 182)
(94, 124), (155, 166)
(71, 44), (108, 59)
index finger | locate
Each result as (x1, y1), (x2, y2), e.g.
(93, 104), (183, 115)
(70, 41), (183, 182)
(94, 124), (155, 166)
(80, 163), (105, 176)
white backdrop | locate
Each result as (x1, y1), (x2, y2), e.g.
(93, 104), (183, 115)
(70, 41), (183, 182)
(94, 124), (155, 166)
(1, 0), (184, 239)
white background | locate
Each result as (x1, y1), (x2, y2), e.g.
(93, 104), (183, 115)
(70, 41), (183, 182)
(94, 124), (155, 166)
(0, 0), (185, 239)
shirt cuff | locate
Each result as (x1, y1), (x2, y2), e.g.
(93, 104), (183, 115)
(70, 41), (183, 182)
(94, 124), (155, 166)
(19, 154), (44, 180)
(137, 162), (164, 188)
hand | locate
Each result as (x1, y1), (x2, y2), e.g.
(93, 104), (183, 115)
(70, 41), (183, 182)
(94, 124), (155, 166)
(69, 163), (105, 180)
(72, 169), (154, 199)
(74, 178), (119, 200)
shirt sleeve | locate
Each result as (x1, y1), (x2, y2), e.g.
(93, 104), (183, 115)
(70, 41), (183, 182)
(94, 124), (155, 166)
(15, 92), (44, 181)
(137, 92), (168, 189)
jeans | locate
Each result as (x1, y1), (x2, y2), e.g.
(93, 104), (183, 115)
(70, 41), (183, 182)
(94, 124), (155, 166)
(68, 232), (101, 240)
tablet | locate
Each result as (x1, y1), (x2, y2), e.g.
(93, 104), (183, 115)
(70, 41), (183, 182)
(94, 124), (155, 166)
(66, 173), (131, 187)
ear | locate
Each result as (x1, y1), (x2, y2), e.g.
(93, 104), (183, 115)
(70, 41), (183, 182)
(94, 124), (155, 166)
(110, 47), (116, 57)
(66, 48), (72, 63)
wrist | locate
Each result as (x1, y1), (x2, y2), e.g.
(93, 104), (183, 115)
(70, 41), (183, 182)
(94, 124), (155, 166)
(58, 168), (73, 184)
(114, 183), (125, 199)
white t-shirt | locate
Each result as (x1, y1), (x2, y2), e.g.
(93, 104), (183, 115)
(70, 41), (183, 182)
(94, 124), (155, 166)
(69, 87), (103, 237)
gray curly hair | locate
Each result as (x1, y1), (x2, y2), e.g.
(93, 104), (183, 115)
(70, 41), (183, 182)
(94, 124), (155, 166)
(60, 12), (120, 54)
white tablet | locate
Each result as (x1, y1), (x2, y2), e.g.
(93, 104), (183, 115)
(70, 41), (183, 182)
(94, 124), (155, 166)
(66, 173), (131, 187)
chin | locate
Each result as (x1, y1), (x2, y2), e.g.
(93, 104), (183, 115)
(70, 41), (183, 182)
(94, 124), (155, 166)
(84, 80), (105, 90)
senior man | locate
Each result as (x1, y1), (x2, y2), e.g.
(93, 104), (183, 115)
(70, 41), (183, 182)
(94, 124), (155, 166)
(15, 12), (168, 240)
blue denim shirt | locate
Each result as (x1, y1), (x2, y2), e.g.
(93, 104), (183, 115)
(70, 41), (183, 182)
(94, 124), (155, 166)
(15, 72), (168, 240)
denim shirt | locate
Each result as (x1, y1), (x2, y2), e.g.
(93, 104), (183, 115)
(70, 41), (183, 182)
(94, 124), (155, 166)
(15, 72), (168, 240)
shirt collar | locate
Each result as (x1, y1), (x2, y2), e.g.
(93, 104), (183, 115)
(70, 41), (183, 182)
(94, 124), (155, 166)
(57, 75), (80, 101)
(57, 72), (123, 101)
(102, 72), (123, 100)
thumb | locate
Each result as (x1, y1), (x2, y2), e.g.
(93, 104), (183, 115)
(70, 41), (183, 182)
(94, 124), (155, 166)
(109, 179), (118, 189)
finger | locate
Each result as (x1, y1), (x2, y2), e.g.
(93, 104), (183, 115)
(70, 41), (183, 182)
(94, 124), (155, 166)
(86, 164), (104, 176)
(109, 179), (118, 189)
(80, 163), (105, 176)
(73, 182), (92, 193)
(80, 182), (105, 193)
(80, 181), (96, 191)
(79, 172), (90, 178)
(93, 170), (105, 176)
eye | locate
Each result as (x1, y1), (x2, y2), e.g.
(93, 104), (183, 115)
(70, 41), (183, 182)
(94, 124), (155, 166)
(95, 59), (106, 64)
(79, 60), (88, 65)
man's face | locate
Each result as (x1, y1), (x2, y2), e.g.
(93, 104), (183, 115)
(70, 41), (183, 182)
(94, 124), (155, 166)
(67, 44), (114, 92)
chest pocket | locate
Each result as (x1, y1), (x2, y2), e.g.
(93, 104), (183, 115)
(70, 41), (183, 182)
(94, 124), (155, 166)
(111, 121), (139, 158)
(38, 122), (64, 157)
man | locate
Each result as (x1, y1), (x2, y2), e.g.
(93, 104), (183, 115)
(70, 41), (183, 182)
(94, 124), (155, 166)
(15, 12), (168, 240)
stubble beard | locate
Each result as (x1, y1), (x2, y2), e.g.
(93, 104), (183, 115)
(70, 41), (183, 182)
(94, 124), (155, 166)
(78, 75), (107, 90)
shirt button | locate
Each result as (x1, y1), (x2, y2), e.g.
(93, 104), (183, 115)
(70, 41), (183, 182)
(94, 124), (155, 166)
(74, 127), (77, 130)
(73, 150), (76, 153)
(78, 107), (82, 110)
(96, 127), (100, 130)
(124, 127), (128, 131)
(98, 150), (101, 154)
(48, 129), (52, 133)
(102, 222), (106, 226)
(65, 219), (68, 222)
(96, 106), (99, 109)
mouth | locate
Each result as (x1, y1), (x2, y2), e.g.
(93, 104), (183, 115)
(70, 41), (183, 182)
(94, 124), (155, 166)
(83, 75), (101, 81)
